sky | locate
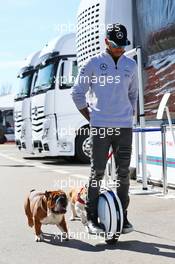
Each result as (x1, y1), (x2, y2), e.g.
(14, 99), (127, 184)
(0, 0), (80, 94)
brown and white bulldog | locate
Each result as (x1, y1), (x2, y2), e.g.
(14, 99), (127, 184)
(68, 186), (87, 225)
(24, 189), (69, 242)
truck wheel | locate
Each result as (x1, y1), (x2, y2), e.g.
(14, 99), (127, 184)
(75, 134), (90, 164)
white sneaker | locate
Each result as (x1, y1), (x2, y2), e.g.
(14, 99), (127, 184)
(85, 220), (105, 235)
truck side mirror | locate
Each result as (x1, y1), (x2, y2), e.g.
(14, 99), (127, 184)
(58, 59), (77, 89)
(63, 60), (73, 80)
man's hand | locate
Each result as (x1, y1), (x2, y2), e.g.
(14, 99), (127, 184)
(79, 107), (90, 122)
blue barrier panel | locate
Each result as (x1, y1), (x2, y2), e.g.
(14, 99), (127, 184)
(133, 128), (161, 133)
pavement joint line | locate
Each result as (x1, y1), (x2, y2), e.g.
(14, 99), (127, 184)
(51, 169), (69, 174)
(0, 152), (89, 178)
(0, 153), (85, 175)
(0, 153), (69, 174)
(70, 174), (88, 179)
(35, 165), (50, 170)
(0, 153), (26, 163)
(0, 152), (89, 180)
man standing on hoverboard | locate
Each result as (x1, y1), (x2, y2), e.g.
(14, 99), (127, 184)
(72, 24), (138, 235)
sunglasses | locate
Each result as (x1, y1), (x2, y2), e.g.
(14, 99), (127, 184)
(108, 40), (125, 49)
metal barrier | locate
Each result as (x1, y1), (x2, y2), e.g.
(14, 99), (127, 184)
(106, 125), (168, 195)
(133, 125), (168, 195)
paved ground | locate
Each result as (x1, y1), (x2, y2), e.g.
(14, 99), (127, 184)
(0, 144), (175, 264)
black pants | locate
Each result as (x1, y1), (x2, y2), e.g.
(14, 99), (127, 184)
(86, 127), (132, 222)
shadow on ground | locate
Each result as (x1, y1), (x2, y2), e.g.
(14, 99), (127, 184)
(23, 156), (89, 166)
(41, 232), (175, 258)
(0, 164), (35, 168)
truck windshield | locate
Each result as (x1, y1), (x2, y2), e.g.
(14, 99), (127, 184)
(33, 63), (55, 94)
(15, 74), (33, 101)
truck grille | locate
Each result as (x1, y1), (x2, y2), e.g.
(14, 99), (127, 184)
(32, 106), (44, 133)
(14, 111), (22, 133)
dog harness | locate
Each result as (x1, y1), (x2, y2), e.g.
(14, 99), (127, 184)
(77, 188), (86, 205)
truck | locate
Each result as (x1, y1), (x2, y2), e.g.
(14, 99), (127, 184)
(31, 33), (90, 163)
(0, 94), (15, 143)
(14, 51), (40, 152)
(76, 0), (175, 186)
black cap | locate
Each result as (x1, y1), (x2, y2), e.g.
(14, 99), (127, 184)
(106, 23), (131, 46)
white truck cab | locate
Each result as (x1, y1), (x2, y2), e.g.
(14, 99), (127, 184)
(31, 33), (90, 162)
(14, 51), (40, 152)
